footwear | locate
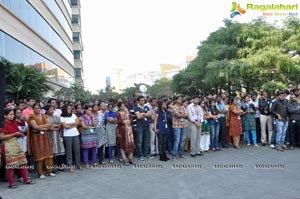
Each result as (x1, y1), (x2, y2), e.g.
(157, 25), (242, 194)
(247, 143), (251, 146)
(109, 160), (114, 164)
(139, 156), (145, 161)
(190, 154), (197, 157)
(39, 175), (47, 179)
(47, 173), (56, 177)
(18, 176), (32, 182)
(276, 147), (284, 151)
(222, 145), (229, 148)
(159, 155), (168, 161)
(212, 148), (216, 151)
(129, 160), (136, 165)
(282, 144), (287, 149)
(149, 155), (155, 159)
(290, 146), (295, 150)
(270, 144), (276, 149)
(172, 157), (177, 161)
(24, 180), (36, 185)
(124, 160), (130, 166)
(8, 184), (17, 189)
(196, 152), (204, 156)
(179, 155), (185, 159)
(234, 145), (240, 149)
(118, 158), (123, 162)
(76, 165), (83, 170)
(254, 144), (259, 147)
(216, 148), (221, 151)
(261, 143), (267, 146)
(163, 154), (170, 160)
(85, 164), (90, 169)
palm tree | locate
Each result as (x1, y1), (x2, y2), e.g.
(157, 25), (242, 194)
(3, 59), (52, 100)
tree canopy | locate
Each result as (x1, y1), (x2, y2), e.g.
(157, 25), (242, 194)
(171, 17), (300, 96)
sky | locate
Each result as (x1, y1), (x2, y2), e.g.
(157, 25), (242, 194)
(80, 0), (298, 93)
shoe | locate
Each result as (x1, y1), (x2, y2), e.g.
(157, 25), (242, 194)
(212, 148), (216, 151)
(129, 160), (136, 165)
(68, 168), (75, 173)
(276, 147), (284, 151)
(76, 165), (83, 170)
(159, 155), (168, 161)
(190, 154), (197, 157)
(261, 143), (267, 146)
(39, 175), (47, 179)
(247, 143), (251, 146)
(254, 144), (259, 147)
(118, 158), (123, 162)
(164, 154), (170, 160)
(196, 152), (204, 156)
(149, 155), (155, 159)
(216, 148), (221, 151)
(270, 144), (276, 149)
(124, 160), (130, 166)
(282, 144), (287, 149)
(222, 145), (229, 148)
(172, 157), (177, 161)
(290, 146), (295, 150)
(139, 156), (145, 161)
(47, 173), (56, 177)
(24, 180), (36, 185)
(109, 160), (114, 164)
(8, 184), (17, 189)
(234, 145), (240, 149)
(179, 155), (185, 159)
(85, 164), (90, 169)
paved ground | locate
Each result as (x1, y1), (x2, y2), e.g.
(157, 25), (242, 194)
(1, 143), (300, 199)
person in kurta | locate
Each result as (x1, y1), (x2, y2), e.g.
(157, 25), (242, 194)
(27, 103), (56, 179)
(0, 108), (35, 188)
(200, 100), (210, 152)
(104, 103), (119, 163)
(228, 97), (244, 149)
(80, 106), (98, 168)
(45, 105), (66, 171)
(116, 102), (135, 166)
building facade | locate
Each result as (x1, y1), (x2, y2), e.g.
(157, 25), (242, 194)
(0, 0), (84, 92)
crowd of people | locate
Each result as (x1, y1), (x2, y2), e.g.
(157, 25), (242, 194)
(0, 83), (300, 189)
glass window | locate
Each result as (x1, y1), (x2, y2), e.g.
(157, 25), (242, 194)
(73, 50), (81, 59)
(72, 15), (79, 24)
(1, 1), (73, 64)
(74, 68), (81, 78)
(71, 0), (78, 6)
(73, 32), (80, 42)
(0, 31), (74, 88)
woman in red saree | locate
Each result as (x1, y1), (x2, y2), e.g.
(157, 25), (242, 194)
(116, 102), (135, 166)
(0, 108), (35, 188)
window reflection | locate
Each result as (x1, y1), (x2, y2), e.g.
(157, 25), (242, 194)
(1, 0), (73, 64)
(0, 31), (74, 88)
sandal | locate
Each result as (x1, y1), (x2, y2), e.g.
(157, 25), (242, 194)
(24, 180), (36, 185)
(8, 184), (17, 189)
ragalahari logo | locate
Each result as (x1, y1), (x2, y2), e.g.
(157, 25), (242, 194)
(230, 2), (246, 18)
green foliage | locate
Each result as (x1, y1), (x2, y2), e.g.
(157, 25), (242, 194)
(54, 83), (93, 102)
(171, 17), (300, 95)
(3, 59), (52, 100)
(262, 81), (286, 97)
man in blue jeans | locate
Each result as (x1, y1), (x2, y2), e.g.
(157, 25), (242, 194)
(271, 91), (288, 151)
(134, 96), (152, 161)
(171, 96), (188, 160)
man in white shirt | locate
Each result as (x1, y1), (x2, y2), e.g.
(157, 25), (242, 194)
(187, 96), (203, 157)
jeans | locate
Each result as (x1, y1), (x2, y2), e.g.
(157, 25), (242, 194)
(209, 120), (220, 148)
(172, 127), (186, 157)
(64, 136), (81, 167)
(275, 119), (288, 147)
(136, 126), (150, 157)
(108, 146), (121, 161)
(245, 130), (257, 145)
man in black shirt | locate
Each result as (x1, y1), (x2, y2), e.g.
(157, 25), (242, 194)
(258, 91), (273, 146)
(286, 93), (300, 149)
(271, 91), (288, 151)
(134, 96), (152, 160)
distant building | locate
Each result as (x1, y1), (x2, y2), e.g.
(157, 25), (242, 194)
(160, 63), (182, 79)
(126, 71), (160, 88)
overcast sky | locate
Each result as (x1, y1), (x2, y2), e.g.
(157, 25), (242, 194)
(80, 0), (297, 93)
